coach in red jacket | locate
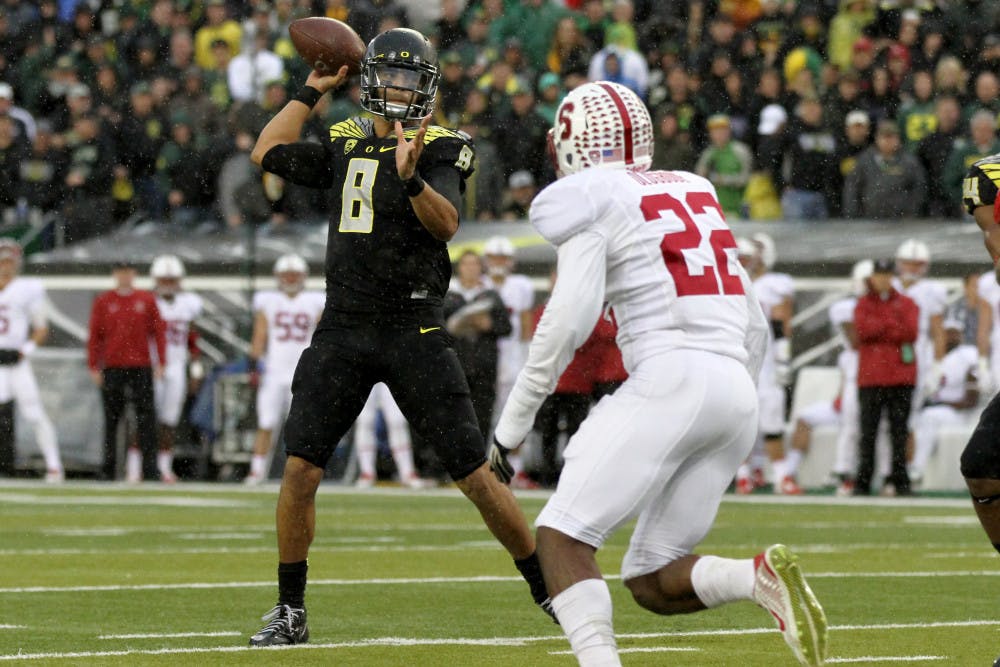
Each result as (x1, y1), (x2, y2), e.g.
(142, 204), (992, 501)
(853, 258), (919, 496)
(87, 261), (166, 481)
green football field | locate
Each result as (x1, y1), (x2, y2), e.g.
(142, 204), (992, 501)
(1, 482), (998, 665)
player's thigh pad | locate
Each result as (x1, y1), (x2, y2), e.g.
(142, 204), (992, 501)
(255, 376), (292, 431)
(962, 391), (1000, 479)
(154, 365), (187, 427)
(284, 334), (376, 469)
(757, 381), (786, 434)
(11, 364), (48, 422)
(383, 327), (485, 481)
(536, 352), (757, 570)
(797, 400), (840, 429)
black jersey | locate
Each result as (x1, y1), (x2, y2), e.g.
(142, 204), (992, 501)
(963, 153), (1000, 215)
(261, 117), (476, 321)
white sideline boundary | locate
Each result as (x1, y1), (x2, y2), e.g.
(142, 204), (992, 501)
(0, 620), (995, 661)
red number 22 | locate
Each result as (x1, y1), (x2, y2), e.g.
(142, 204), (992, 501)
(639, 192), (744, 297)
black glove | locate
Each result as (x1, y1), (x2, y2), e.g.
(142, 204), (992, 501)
(488, 436), (514, 484)
(0, 349), (20, 365)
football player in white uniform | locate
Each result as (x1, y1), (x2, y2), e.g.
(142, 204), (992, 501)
(893, 239), (947, 399)
(909, 319), (979, 486)
(735, 234), (800, 494)
(245, 255), (324, 484)
(353, 382), (428, 489)
(146, 255), (203, 484)
(976, 270), (1000, 391)
(788, 260), (872, 496)
(483, 234), (537, 486)
(0, 240), (62, 482)
(491, 81), (827, 667)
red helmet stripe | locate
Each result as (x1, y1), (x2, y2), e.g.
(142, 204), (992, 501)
(597, 82), (633, 165)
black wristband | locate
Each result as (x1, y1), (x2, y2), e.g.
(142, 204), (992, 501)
(291, 85), (323, 108)
(403, 173), (426, 197)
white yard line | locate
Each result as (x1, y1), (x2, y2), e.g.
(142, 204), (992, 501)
(0, 543), (496, 557)
(0, 621), (992, 661)
(6, 572), (1000, 595)
(827, 658), (945, 663)
(98, 632), (241, 640)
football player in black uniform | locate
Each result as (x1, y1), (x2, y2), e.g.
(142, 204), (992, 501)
(246, 28), (550, 646)
(960, 154), (1000, 564)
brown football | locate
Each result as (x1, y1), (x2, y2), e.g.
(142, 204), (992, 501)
(289, 17), (366, 76)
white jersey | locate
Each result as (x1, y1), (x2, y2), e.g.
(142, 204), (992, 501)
(829, 296), (858, 385)
(894, 276), (947, 357)
(495, 168), (768, 447)
(978, 272), (1000, 344)
(253, 290), (324, 382)
(488, 273), (534, 379)
(752, 271), (794, 375)
(0, 277), (45, 349)
(753, 272), (794, 320)
(156, 292), (203, 368)
(928, 344), (978, 404)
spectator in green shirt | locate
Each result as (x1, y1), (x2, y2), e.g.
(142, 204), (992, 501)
(488, 0), (570, 73)
(897, 69), (937, 150)
(695, 114), (753, 219)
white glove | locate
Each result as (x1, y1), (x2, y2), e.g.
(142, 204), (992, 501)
(978, 357), (994, 395)
(923, 362), (944, 397)
(487, 437), (514, 484)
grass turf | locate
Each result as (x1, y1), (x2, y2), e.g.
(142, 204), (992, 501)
(1, 482), (997, 665)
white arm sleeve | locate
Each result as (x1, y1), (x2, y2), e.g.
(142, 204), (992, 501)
(494, 229), (608, 447)
(28, 282), (48, 330)
(741, 268), (770, 382)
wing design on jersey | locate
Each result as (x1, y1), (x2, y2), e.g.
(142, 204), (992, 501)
(328, 118), (375, 139)
(964, 153), (1000, 214)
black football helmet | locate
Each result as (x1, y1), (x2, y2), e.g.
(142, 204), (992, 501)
(359, 28), (439, 121)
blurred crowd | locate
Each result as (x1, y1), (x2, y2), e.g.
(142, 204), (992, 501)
(0, 0), (999, 246)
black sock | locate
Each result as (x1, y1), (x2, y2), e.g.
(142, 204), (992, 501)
(277, 560), (308, 609)
(514, 552), (549, 604)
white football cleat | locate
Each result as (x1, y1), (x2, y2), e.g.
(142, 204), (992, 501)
(753, 544), (828, 666)
(401, 474), (435, 490)
(44, 469), (64, 484)
(354, 473), (375, 489)
(243, 472), (264, 486)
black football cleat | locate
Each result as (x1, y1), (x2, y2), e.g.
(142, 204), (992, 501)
(248, 604), (309, 647)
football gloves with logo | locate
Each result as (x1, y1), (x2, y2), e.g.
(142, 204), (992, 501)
(488, 437), (514, 484)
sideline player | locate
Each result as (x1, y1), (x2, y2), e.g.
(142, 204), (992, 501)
(959, 153), (1000, 559)
(735, 234), (799, 494)
(147, 255), (203, 483)
(492, 81), (827, 666)
(483, 235), (536, 487)
(247, 28), (551, 645)
(244, 254), (324, 485)
(353, 382), (429, 489)
(0, 239), (62, 482)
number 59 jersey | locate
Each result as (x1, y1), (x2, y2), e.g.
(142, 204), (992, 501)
(530, 168), (766, 374)
(252, 290), (326, 382)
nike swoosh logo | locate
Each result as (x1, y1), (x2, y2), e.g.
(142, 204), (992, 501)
(419, 326), (440, 334)
(380, 145), (396, 152)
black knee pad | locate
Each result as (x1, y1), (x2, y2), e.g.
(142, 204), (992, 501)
(961, 394), (1000, 479)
